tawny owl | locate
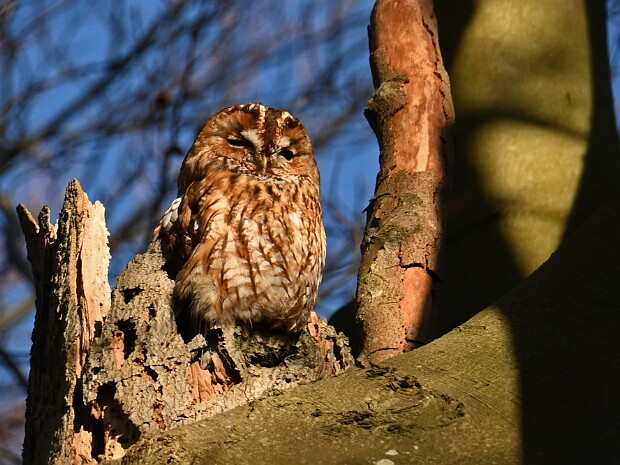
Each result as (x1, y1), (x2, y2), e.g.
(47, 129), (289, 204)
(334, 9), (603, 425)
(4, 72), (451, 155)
(153, 103), (326, 332)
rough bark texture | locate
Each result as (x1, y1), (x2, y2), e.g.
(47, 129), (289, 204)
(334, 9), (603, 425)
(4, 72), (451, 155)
(357, 0), (454, 364)
(18, 180), (353, 464)
(18, 179), (111, 465)
(112, 198), (620, 465)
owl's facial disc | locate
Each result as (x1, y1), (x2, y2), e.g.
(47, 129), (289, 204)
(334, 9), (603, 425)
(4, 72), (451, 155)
(273, 135), (294, 162)
(239, 128), (263, 151)
(229, 130), (264, 175)
(276, 148), (294, 161)
(229, 130), (296, 176)
(226, 135), (254, 151)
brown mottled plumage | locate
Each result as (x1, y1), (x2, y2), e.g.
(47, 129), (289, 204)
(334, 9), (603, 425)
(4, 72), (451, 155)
(153, 103), (326, 332)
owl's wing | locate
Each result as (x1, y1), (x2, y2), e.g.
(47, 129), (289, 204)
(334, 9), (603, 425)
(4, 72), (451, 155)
(152, 197), (182, 242)
(152, 194), (197, 274)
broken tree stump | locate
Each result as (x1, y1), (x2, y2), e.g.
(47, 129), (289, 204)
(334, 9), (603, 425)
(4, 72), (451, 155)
(18, 179), (353, 464)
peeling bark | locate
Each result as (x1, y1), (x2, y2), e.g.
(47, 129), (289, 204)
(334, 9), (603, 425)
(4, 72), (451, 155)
(19, 180), (353, 464)
(357, 0), (454, 364)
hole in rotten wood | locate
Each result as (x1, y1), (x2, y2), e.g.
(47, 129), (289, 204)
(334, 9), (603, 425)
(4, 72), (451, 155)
(94, 320), (103, 338)
(95, 382), (141, 453)
(90, 384), (109, 459)
(174, 299), (197, 343)
(116, 320), (137, 359)
(147, 303), (156, 320)
(122, 287), (143, 304)
(144, 365), (158, 382)
(162, 259), (178, 280)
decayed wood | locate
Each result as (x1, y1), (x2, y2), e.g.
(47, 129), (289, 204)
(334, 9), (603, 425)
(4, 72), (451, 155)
(78, 241), (352, 463)
(18, 179), (111, 465)
(19, 180), (353, 464)
(357, 0), (454, 364)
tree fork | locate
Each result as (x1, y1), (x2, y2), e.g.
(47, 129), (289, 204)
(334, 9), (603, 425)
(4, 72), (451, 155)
(357, 0), (454, 364)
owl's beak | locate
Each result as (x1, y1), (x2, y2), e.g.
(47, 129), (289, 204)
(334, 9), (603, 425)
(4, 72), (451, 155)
(256, 154), (269, 175)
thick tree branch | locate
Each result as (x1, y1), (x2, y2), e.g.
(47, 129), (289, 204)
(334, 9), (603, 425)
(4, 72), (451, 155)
(357, 0), (454, 364)
(114, 199), (620, 465)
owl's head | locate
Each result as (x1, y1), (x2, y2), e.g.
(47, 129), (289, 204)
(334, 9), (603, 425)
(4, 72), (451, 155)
(185, 103), (319, 185)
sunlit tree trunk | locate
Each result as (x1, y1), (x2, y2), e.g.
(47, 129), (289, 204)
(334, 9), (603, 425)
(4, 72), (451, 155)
(356, 0), (454, 364)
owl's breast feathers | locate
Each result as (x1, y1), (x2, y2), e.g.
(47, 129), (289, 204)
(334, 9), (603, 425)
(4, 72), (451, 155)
(154, 165), (326, 331)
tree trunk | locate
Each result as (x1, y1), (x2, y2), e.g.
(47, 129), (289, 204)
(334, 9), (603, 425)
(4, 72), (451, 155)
(18, 180), (353, 464)
(356, 0), (454, 364)
(435, 0), (620, 332)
